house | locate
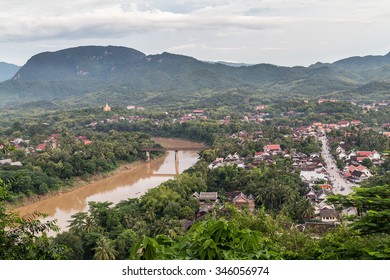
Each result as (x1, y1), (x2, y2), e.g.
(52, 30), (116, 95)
(254, 152), (266, 160)
(336, 145), (345, 154)
(300, 171), (327, 184)
(351, 120), (362, 126)
(320, 209), (339, 223)
(344, 171), (352, 179)
(356, 151), (371, 158)
(192, 110), (206, 116)
(0, 159), (23, 167)
(225, 153), (241, 162)
(227, 191), (255, 210)
(346, 151), (357, 160)
(304, 187), (317, 202)
(264, 144), (282, 155)
(208, 158), (224, 169)
(357, 165), (372, 177)
(356, 150), (381, 161)
(50, 134), (60, 141)
(255, 105), (267, 111)
(198, 192), (218, 202)
(338, 121), (350, 127)
(77, 136), (92, 145)
(316, 189), (331, 201)
(10, 138), (24, 145)
(384, 132), (390, 138)
(370, 150), (381, 160)
(193, 192), (218, 217)
(337, 151), (347, 160)
(35, 143), (47, 151)
(312, 122), (322, 127)
(0, 159), (12, 165)
(350, 170), (365, 182)
(238, 131), (248, 139)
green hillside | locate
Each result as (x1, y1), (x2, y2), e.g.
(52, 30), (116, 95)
(0, 46), (389, 109)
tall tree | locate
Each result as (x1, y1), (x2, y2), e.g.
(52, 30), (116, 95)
(93, 237), (118, 260)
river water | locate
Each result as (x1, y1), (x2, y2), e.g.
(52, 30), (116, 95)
(14, 137), (203, 233)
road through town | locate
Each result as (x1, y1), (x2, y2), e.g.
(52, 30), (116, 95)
(319, 135), (357, 195)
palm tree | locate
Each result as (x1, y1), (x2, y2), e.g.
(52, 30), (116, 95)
(300, 199), (315, 220)
(283, 186), (298, 205)
(68, 212), (96, 233)
(145, 209), (156, 222)
(68, 212), (88, 232)
(93, 237), (118, 260)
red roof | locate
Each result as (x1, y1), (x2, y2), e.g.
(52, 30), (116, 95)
(265, 144), (281, 150)
(344, 172), (352, 177)
(255, 152), (264, 156)
(348, 165), (356, 172)
(357, 151), (371, 157)
(35, 143), (47, 151)
(357, 165), (366, 171)
(83, 140), (92, 145)
(357, 157), (366, 162)
(77, 135), (88, 141)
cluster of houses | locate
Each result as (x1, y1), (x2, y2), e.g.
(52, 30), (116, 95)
(35, 134), (93, 152)
(229, 130), (265, 141)
(310, 120), (363, 133)
(208, 152), (245, 169)
(192, 191), (256, 217)
(174, 110), (207, 124)
(335, 144), (382, 182)
(360, 101), (389, 112)
(0, 134), (94, 165)
(86, 115), (146, 127)
(304, 186), (338, 223)
(292, 152), (324, 172)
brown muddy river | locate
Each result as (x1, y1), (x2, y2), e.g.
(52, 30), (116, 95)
(14, 137), (203, 234)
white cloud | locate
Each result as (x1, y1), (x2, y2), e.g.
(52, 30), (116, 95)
(0, 0), (390, 66)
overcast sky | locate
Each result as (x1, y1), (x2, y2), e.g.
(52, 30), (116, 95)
(1, 0), (390, 66)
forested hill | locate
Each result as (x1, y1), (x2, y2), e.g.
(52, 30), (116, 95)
(0, 62), (20, 82)
(0, 46), (390, 108)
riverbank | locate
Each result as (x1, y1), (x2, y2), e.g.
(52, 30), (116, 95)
(6, 159), (150, 211)
(9, 137), (202, 233)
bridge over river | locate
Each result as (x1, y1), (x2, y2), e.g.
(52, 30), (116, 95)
(140, 147), (208, 160)
(139, 146), (209, 174)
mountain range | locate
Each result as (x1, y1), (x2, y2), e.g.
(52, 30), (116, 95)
(0, 45), (389, 109)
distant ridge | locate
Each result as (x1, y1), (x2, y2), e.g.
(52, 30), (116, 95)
(0, 62), (20, 82)
(206, 61), (255, 67)
(0, 46), (389, 108)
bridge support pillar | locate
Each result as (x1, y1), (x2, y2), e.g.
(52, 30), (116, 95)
(146, 151), (150, 162)
(175, 150), (179, 174)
